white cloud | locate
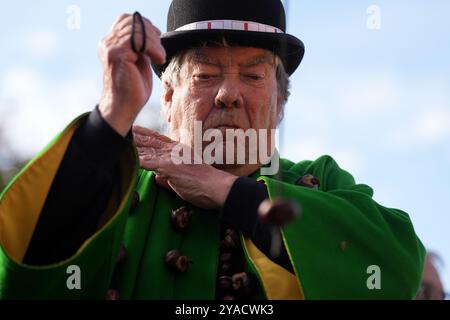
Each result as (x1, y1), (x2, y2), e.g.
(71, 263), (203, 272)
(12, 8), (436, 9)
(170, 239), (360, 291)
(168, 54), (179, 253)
(446, 148), (450, 165)
(0, 67), (166, 161)
(22, 28), (59, 57)
(293, 71), (404, 122)
(282, 137), (328, 162)
(282, 136), (365, 175)
(389, 107), (450, 149)
(0, 67), (101, 159)
(415, 107), (450, 141)
(1, 67), (42, 98)
(332, 150), (365, 174)
(291, 69), (450, 153)
(334, 76), (400, 118)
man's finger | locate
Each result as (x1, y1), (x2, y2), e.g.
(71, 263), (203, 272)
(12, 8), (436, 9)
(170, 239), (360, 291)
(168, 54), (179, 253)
(113, 17), (165, 64)
(133, 125), (158, 136)
(139, 21), (166, 64)
(116, 24), (135, 38)
(141, 16), (162, 36)
(111, 14), (132, 32)
(155, 174), (172, 191)
(136, 146), (147, 156)
(133, 125), (173, 143)
(115, 15), (160, 38)
(134, 133), (165, 149)
(144, 32), (166, 65)
(115, 32), (165, 65)
(113, 15), (165, 64)
(112, 32), (164, 65)
(138, 153), (163, 172)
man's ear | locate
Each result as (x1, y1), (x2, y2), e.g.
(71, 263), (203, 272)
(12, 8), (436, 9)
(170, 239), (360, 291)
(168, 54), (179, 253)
(161, 81), (174, 123)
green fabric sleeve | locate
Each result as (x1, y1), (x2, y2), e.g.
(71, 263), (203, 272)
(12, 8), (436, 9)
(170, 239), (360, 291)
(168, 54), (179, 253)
(0, 115), (139, 299)
(259, 155), (425, 299)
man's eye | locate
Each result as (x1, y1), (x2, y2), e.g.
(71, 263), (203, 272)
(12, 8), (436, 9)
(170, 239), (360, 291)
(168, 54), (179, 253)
(195, 74), (216, 80)
(245, 74), (264, 81)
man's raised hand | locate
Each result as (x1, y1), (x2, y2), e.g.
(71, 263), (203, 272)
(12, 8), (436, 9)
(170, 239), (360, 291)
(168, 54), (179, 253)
(98, 14), (166, 136)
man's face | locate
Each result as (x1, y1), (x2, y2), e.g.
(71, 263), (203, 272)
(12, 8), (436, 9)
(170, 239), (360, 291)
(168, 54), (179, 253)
(162, 46), (281, 168)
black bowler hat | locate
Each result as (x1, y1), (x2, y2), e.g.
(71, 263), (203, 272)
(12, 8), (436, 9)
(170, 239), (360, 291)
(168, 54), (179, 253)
(153, 0), (305, 77)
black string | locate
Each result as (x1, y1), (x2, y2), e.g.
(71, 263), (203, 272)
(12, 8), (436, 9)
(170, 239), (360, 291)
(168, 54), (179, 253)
(131, 12), (138, 53)
(137, 12), (146, 53)
(131, 11), (146, 53)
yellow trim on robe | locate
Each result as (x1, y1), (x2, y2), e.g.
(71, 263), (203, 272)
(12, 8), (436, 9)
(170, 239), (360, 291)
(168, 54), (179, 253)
(243, 238), (304, 300)
(0, 119), (81, 262)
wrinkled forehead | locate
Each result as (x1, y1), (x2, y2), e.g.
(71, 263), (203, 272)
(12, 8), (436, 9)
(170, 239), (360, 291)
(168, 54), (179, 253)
(183, 46), (277, 69)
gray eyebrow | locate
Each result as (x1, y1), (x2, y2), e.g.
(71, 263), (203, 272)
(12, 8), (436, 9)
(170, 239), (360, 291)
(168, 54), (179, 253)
(240, 54), (275, 68)
(188, 51), (274, 68)
(190, 51), (220, 67)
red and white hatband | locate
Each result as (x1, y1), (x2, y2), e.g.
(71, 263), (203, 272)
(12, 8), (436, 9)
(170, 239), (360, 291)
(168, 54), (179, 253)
(175, 19), (284, 34)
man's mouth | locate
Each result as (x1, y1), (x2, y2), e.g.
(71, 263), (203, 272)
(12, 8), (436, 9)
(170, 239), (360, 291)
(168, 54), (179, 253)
(214, 125), (240, 130)
(201, 124), (243, 133)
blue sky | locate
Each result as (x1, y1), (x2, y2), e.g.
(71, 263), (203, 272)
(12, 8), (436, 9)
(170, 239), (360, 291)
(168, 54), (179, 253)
(0, 1), (449, 295)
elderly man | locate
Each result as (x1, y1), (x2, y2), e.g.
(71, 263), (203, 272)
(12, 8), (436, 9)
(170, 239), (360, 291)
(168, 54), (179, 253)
(0, 0), (424, 299)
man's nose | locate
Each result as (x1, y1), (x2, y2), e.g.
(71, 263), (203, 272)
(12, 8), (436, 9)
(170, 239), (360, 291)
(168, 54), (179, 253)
(214, 77), (243, 109)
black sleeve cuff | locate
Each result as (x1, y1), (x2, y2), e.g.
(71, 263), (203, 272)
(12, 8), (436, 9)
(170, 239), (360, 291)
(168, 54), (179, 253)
(221, 177), (268, 237)
(221, 176), (294, 273)
(73, 106), (132, 170)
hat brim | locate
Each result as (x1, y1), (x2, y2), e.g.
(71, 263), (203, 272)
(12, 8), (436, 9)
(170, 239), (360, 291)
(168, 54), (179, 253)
(152, 29), (305, 77)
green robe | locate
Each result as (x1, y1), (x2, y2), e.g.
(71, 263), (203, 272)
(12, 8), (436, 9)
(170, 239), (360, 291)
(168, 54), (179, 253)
(0, 114), (425, 299)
